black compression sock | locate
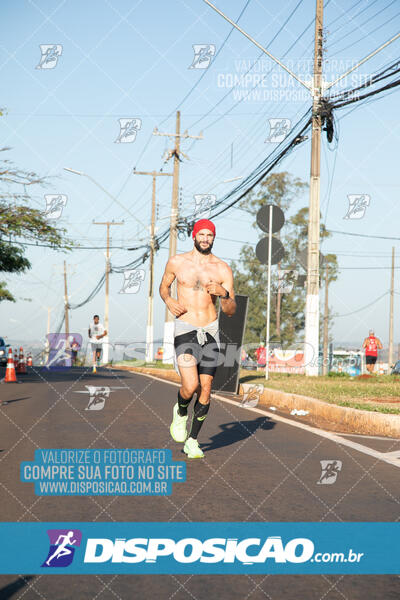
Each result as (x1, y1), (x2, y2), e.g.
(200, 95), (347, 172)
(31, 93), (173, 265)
(177, 391), (192, 416)
(189, 398), (210, 439)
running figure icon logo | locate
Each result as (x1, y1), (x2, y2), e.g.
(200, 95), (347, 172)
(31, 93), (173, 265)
(189, 44), (216, 69)
(42, 529), (82, 567)
(343, 194), (370, 219)
(119, 269), (146, 294)
(193, 194), (216, 220)
(317, 460), (342, 485)
(36, 44), (63, 69)
(115, 118), (142, 143)
(44, 194), (67, 220)
(240, 383), (264, 408)
(265, 118), (291, 143)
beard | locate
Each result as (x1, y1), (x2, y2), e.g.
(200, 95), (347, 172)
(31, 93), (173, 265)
(194, 238), (213, 255)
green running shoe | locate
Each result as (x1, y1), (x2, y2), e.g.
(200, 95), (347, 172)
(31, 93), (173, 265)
(170, 403), (188, 443)
(183, 437), (204, 459)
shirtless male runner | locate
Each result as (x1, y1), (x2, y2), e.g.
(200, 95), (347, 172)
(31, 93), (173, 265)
(159, 219), (236, 458)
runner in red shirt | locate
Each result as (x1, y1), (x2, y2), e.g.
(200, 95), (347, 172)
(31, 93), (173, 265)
(362, 329), (383, 374)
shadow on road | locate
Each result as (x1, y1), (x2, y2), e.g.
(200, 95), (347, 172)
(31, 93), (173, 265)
(0, 575), (35, 600)
(240, 374), (264, 384)
(0, 367), (132, 384)
(1, 397), (31, 405)
(202, 416), (275, 452)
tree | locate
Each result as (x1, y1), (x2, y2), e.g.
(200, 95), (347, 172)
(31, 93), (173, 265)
(0, 147), (73, 302)
(231, 172), (339, 348)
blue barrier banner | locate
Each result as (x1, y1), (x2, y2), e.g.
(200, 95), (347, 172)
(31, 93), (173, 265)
(0, 522), (399, 574)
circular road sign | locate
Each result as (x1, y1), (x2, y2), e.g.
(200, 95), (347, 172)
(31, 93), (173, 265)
(256, 236), (285, 265)
(257, 204), (285, 234)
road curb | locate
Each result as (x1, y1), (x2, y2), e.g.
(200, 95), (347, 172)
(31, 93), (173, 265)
(113, 365), (400, 439)
(238, 384), (400, 439)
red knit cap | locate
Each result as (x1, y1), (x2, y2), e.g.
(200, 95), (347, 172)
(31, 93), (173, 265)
(192, 219), (216, 239)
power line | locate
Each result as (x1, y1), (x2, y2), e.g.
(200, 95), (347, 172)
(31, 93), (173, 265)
(327, 229), (400, 241)
(334, 291), (389, 317)
(329, 0), (396, 49)
(335, 9), (400, 56)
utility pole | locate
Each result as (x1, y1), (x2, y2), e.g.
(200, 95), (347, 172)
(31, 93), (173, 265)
(93, 220), (124, 364)
(304, 0), (324, 376)
(389, 246), (395, 368)
(322, 263), (329, 376)
(276, 263), (281, 339)
(63, 260), (70, 341)
(133, 170), (173, 363)
(153, 111), (203, 363)
(44, 306), (52, 363)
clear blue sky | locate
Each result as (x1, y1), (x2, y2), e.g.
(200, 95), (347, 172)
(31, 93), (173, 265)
(1, 0), (400, 350)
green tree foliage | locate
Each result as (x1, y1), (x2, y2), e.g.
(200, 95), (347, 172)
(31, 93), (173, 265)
(231, 172), (339, 347)
(0, 147), (73, 301)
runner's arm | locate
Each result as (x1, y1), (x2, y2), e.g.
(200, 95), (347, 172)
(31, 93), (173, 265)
(159, 257), (187, 316)
(220, 265), (236, 317)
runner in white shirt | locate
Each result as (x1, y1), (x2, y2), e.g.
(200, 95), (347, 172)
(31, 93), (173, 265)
(88, 315), (107, 373)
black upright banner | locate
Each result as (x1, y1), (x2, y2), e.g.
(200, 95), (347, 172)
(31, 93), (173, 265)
(212, 294), (249, 394)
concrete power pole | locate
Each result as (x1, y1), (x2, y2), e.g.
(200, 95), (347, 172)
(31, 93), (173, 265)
(153, 111), (203, 363)
(322, 263), (329, 375)
(389, 246), (395, 367)
(134, 170), (173, 363)
(45, 306), (52, 363)
(63, 260), (70, 341)
(304, 0), (324, 376)
(93, 221), (124, 364)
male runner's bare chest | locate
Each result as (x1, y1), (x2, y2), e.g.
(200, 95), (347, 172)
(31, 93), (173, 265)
(176, 260), (222, 289)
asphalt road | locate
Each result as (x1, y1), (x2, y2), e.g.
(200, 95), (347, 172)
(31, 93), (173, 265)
(0, 366), (399, 599)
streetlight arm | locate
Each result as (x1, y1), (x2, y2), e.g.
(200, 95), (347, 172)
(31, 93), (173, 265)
(203, 0), (311, 91)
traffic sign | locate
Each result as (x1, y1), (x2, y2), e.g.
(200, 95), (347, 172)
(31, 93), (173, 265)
(256, 236), (285, 265)
(296, 248), (325, 271)
(256, 204), (285, 233)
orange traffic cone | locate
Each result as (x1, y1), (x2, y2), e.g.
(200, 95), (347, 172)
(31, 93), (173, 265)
(14, 349), (19, 370)
(27, 354), (33, 367)
(2, 348), (18, 383)
(17, 347), (27, 374)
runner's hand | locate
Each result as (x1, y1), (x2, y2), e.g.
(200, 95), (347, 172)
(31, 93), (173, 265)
(205, 281), (226, 296)
(166, 297), (187, 317)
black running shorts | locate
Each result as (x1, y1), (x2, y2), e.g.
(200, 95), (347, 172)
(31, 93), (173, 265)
(174, 330), (220, 377)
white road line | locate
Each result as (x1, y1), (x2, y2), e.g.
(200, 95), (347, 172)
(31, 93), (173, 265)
(338, 433), (400, 442)
(120, 369), (400, 469)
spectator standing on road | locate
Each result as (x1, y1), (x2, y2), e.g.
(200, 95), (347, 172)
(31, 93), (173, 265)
(362, 329), (383, 374)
